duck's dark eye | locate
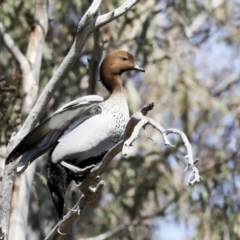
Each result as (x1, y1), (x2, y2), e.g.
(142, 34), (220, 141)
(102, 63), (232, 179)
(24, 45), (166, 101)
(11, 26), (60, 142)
(122, 56), (128, 61)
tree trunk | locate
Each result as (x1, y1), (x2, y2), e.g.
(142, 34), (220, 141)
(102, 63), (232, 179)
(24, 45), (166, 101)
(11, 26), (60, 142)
(1, 1), (49, 240)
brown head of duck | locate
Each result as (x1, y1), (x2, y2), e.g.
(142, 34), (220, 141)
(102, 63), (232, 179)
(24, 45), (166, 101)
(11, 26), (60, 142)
(100, 50), (145, 93)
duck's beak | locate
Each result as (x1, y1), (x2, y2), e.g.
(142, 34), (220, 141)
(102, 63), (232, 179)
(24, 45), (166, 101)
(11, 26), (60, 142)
(133, 62), (145, 72)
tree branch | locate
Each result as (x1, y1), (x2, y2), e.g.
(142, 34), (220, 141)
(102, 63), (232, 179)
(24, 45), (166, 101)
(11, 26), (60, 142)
(94, 0), (139, 29)
(44, 102), (201, 239)
(0, 22), (30, 72)
(88, 20), (104, 95)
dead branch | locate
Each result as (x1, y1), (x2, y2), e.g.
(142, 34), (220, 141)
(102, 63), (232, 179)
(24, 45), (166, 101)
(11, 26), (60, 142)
(88, 20), (104, 95)
(45, 102), (201, 239)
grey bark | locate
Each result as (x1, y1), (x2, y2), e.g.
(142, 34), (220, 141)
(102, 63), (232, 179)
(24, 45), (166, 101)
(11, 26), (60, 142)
(0, 0), (49, 239)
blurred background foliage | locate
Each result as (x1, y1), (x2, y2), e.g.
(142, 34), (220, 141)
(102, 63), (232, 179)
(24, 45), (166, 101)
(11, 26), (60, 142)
(1, 0), (240, 239)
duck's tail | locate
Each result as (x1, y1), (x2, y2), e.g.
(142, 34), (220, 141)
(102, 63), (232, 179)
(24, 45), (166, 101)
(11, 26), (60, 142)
(46, 155), (69, 219)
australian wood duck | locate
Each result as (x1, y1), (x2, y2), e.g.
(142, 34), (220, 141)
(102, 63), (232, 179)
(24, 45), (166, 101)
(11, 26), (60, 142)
(6, 50), (145, 218)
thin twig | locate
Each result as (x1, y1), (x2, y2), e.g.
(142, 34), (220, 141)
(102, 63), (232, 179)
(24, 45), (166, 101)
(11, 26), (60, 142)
(164, 129), (202, 185)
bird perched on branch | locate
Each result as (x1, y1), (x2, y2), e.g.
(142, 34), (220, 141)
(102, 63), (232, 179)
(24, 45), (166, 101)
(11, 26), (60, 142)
(6, 50), (145, 219)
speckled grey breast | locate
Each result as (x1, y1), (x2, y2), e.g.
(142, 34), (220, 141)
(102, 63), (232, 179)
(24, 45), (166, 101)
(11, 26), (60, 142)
(100, 92), (129, 144)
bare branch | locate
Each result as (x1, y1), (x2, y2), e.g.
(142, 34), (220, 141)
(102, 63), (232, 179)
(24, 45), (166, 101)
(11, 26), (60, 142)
(45, 101), (200, 239)
(0, 22), (30, 73)
(164, 129), (202, 185)
(123, 118), (202, 185)
(88, 21), (104, 94)
(44, 180), (105, 240)
(95, 0), (139, 29)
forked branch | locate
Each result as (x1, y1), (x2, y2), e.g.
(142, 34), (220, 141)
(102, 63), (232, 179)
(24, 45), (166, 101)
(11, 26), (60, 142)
(45, 102), (201, 239)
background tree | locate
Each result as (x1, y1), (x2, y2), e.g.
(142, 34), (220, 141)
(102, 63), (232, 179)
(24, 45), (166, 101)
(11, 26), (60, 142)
(1, 0), (240, 239)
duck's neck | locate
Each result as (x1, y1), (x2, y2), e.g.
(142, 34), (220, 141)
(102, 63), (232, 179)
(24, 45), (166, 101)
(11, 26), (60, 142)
(105, 76), (127, 104)
(102, 75), (124, 94)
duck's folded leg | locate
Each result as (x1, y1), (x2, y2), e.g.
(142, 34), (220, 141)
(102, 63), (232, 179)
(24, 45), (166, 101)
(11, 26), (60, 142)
(60, 161), (96, 173)
(60, 161), (97, 186)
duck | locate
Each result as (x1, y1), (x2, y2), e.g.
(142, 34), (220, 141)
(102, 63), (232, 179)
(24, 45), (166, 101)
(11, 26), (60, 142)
(6, 50), (145, 219)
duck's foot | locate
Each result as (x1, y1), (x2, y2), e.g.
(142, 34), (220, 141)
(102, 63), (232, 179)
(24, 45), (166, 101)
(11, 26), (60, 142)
(60, 161), (96, 173)
(67, 206), (81, 215)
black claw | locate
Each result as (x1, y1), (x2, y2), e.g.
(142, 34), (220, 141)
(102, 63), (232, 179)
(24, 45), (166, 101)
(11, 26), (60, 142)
(96, 176), (100, 182)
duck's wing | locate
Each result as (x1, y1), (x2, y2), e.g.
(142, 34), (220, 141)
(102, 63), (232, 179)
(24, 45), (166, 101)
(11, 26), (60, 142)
(6, 95), (104, 170)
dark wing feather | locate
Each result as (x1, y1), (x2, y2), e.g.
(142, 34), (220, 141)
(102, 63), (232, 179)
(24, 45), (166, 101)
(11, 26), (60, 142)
(46, 156), (69, 219)
(6, 95), (103, 167)
(6, 118), (58, 164)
